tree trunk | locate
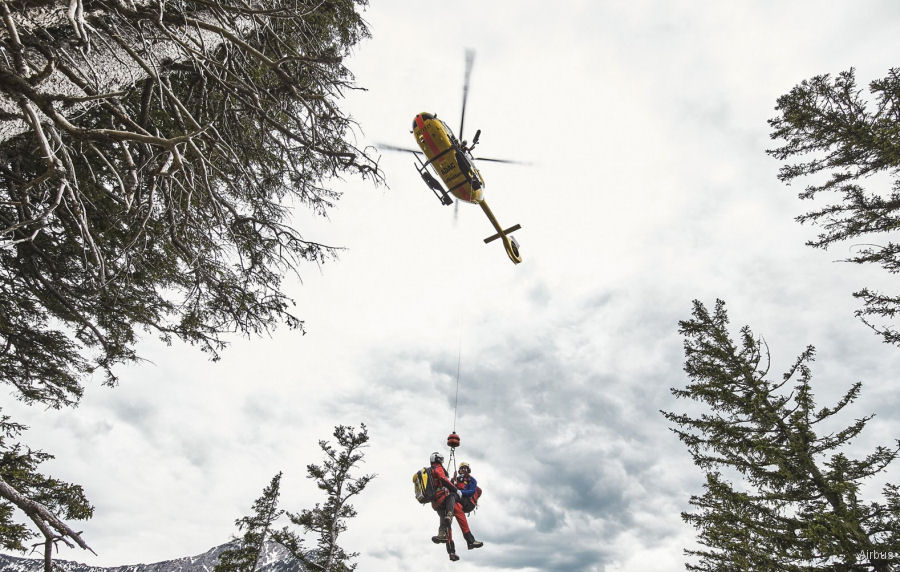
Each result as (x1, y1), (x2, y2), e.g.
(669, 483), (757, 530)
(0, 475), (94, 554)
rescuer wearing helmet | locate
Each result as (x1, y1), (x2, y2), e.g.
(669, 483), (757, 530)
(455, 462), (484, 549)
(429, 451), (462, 561)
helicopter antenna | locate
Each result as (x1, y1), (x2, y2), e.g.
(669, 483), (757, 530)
(459, 49), (475, 142)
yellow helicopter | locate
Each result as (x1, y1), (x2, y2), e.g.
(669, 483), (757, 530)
(380, 51), (525, 264)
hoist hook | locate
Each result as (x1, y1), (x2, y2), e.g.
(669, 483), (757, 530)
(447, 432), (461, 477)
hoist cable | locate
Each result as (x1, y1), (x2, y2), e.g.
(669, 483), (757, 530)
(448, 329), (462, 478)
(452, 336), (461, 433)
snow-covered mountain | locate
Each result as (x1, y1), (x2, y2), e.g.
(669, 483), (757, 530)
(0, 541), (301, 572)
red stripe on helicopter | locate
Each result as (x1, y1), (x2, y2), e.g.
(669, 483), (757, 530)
(415, 115), (441, 157)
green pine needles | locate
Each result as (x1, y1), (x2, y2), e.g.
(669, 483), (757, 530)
(0, 413), (94, 571)
(663, 300), (900, 572)
(215, 473), (284, 572)
(769, 68), (900, 348)
(0, 1), (379, 568)
(216, 424), (374, 572)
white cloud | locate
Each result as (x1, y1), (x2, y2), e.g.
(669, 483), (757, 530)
(4, 1), (900, 571)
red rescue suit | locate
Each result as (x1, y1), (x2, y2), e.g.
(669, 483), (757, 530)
(430, 463), (471, 538)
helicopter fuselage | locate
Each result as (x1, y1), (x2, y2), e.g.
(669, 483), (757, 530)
(413, 113), (484, 204)
(409, 112), (523, 264)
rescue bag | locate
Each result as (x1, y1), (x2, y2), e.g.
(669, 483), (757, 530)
(413, 467), (436, 504)
(459, 485), (483, 513)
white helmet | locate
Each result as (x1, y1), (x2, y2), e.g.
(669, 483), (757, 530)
(430, 451), (444, 464)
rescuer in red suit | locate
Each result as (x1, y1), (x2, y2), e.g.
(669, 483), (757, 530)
(429, 451), (463, 561)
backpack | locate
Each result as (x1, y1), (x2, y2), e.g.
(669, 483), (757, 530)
(459, 479), (483, 513)
(413, 467), (436, 504)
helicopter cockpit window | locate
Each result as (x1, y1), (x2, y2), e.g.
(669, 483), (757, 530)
(413, 112), (436, 129)
(441, 120), (459, 143)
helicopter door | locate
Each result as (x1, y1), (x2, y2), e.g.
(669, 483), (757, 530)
(454, 149), (482, 191)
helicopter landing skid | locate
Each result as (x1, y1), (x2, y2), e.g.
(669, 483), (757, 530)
(417, 166), (453, 205)
(414, 153), (454, 206)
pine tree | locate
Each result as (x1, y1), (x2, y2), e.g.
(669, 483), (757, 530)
(663, 300), (900, 571)
(769, 67), (900, 347)
(272, 424), (374, 572)
(215, 473), (284, 572)
(0, 0), (380, 401)
(0, 414), (94, 572)
(217, 425), (374, 572)
(0, 0), (380, 564)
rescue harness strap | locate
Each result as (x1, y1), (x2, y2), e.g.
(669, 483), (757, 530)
(448, 447), (457, 479)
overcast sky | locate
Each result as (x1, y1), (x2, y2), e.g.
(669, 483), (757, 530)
(5, 2), (900, 571)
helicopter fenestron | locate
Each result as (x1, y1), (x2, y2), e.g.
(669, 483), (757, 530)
(379, 51), (526, 265)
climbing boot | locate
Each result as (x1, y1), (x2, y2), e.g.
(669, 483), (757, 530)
(431, 529), (448, 543)
(432, 518), (450, 543)
(463, 531), (484, 549)
(447, 540), (460, 561)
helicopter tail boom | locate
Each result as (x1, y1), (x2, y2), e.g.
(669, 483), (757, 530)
(479, 200), (523, 264)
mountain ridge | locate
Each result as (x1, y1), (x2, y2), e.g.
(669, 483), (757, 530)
(0, 541), (302, 572)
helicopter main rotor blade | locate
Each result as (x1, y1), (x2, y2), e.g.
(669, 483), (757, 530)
(377, 143), (421, 155)
(459, 49), (475, 142)
(474, 156), (532, 165)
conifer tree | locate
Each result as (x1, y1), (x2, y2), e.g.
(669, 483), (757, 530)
(272, 424), (374, 572)
(0, 414), (94, 572)
(0, 0), (380, 563)
(769, 67), (900, 347)
(217, 425), (373, 572)
(215, 473), (284, 572)
(663, 300), (900, 571)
